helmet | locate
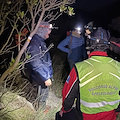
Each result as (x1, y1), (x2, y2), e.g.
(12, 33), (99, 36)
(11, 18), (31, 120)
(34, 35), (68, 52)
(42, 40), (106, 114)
(84, 21), (97, 32)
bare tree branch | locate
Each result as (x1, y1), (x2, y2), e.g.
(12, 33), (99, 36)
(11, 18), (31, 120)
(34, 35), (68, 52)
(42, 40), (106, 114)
(0, 0), (75, 83)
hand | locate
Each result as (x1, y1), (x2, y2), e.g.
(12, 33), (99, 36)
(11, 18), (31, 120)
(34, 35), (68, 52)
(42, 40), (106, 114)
(45, 79), (52, 86)
(88, 35), (91, 39)
(59, 109), (63, 117)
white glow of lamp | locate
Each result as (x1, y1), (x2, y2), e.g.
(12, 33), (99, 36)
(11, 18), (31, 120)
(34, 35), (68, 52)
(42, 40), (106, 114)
(49, 24), (53, 29)
(76, 27), (82, 34)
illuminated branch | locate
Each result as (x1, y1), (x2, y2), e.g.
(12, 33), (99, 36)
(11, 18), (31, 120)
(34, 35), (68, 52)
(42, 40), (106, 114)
(0, 0), (75, 83)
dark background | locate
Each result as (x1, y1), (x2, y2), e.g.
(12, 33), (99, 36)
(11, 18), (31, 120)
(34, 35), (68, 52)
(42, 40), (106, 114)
(53, 0), (120, 36)
(48, 0), (120, 62)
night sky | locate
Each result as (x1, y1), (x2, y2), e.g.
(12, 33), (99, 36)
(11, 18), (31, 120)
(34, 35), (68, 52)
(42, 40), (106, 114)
(54, 0), (120, 35)
(74, 0), (120, 25)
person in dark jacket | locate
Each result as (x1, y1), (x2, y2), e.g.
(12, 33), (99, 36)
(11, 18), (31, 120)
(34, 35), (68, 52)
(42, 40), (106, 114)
(56, 27), (120, 120)
(25, 22), (53, 109)
(57, 27), (87, 70)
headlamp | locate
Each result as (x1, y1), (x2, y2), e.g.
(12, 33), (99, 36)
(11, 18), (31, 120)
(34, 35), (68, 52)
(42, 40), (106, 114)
(75, 27), (82, 34)
(76, 27), (81, 31)
(49, 24), (58, 29)
(49, 24), (53, 29)
(84, 25), (97, 31)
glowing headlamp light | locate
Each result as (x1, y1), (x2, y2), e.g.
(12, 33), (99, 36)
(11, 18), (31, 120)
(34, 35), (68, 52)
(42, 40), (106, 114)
(76, 27), (81, 31)
(75, 27), (82, 34)
(49, 24), (53, 29)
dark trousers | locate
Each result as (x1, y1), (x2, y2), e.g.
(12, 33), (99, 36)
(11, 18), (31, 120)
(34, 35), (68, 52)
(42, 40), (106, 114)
(68, 59), (75, 70)
(55, 108), (83, 120)
(38, 85), (49, 108)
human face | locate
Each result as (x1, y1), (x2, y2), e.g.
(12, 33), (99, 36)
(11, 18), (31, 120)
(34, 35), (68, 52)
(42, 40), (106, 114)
(86, 29), (91, 34)
(73, 30), (80, 38)
(75, 30), (81, 35)
(44, 29), (51, 39)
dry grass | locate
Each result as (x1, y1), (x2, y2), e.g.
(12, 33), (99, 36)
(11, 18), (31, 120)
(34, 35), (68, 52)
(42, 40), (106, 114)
(0, 47), (70, 120)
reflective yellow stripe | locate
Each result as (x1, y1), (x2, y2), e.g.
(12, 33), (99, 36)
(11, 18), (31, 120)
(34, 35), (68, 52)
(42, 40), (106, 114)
(108, 59), (113, 63)
(90, 58), (102, 63)
(109, 72), (120, 80)
(80, 73), (103, 87)
(81, 99), (120, 108)
(84, 60), (94, 67)
(80, 70), (94, 82)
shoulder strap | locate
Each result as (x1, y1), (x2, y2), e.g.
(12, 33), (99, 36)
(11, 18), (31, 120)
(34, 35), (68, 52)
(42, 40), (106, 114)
(69, 36), (73, 48)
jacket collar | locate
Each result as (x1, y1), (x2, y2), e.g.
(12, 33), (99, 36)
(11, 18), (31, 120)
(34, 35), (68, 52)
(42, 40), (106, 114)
(89, 51), (108, 58)
(32, 34), (45, 44)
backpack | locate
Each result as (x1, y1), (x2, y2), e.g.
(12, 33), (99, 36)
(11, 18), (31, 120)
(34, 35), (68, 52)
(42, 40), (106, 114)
(93, 27), (110, 41)
(86, 27), (110, 51)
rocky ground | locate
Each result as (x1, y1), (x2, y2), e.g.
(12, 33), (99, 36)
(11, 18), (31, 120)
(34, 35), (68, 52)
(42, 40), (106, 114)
(46, 90), (62, 109)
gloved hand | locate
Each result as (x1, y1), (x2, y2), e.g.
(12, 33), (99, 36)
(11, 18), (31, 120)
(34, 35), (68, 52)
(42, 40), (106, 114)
(45, 79), (52, 86)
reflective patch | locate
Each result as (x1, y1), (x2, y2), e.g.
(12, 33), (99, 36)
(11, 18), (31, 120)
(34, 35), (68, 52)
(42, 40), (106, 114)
(80, 99), (120, 108)
(66, 75), (70, 83)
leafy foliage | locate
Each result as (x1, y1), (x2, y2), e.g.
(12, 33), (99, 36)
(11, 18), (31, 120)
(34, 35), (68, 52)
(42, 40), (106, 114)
(68, 6), (75, 16)
(16, 11), (24, 19)
(60, 5), (67, 12)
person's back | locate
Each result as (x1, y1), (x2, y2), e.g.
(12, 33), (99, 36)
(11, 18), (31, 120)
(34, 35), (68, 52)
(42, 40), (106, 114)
(77, 25), (120, 119)
(57, 29), (87, 70)
(76, 53), (120, 119)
